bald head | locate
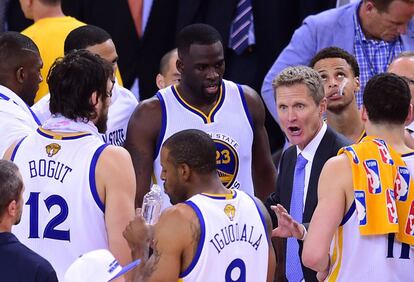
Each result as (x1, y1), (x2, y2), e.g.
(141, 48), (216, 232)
(388, 53), (414, 81)
(156, 48), (180, 89)
(388, 53), (414, 102)
(0, 32), (42, 105)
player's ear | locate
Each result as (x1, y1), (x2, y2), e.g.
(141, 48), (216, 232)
(90, 91), (98, 106)
(361, 106), (368, 122)
(180, 163), (191, 181)
(156, 74), (165, 89)
(176, 59), (184, 74)
(7, 200), (18, 217)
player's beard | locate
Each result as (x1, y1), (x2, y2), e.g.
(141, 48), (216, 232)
(95, 102), (109, 134)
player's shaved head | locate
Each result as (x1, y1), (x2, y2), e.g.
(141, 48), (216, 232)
(163, 129), (217, 174)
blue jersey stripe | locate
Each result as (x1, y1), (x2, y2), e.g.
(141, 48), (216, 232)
(237, 84), (254, 132)
(340, 201), (356, 226)
(10, 137), (27, 161)
(89, 144), (109, 213)
(179, 200), (206, 278)
(154, 91), (167, 160)
(246, 193), (269, 242)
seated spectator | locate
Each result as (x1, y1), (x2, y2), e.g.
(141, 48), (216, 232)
(0, 159), (58, 282)
(261, 0), (414, 124)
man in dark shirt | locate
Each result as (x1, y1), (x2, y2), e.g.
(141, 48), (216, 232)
(0, 159), (57, 282)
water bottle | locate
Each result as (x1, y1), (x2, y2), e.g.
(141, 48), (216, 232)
(141, 184), (162, 225)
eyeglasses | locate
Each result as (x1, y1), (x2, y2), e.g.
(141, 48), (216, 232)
(105, 79), (116, 98)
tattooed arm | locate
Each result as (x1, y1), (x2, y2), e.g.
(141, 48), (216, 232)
(124, 203), (200, 281)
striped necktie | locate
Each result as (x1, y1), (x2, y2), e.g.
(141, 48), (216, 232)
(286, 153), (307, 282)
(229, 0), (253, 55)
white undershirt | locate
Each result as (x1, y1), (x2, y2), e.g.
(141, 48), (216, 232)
(296, 122), (327, 210)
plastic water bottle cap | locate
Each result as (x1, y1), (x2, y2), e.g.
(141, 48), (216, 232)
(151, 184), (161, 193)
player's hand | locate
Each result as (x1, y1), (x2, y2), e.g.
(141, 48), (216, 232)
(271, 204), (305, 239)
(123, 215), (152, 254)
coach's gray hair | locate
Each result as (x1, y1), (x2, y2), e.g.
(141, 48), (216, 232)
(273, 65), (325, 105)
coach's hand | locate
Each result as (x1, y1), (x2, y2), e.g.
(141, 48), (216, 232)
(271, 204), (306, 240)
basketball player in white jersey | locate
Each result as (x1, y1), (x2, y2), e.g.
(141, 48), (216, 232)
(301, 73), (414, 281)
(4, 50), (136, 281)
(0, 32), (43, 158)
(123, 129), (275, 281)
(31, 25), (138, 146)
(125, 23), (276, 209)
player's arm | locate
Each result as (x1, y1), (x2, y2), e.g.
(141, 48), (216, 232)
(302, 154), (351, 277)
(96, 146), (136, 268)
(124, 97), (162, 207)
(2, 141), (18, 160)
(243, 85), (277, 202)
(253, 197), (276, 282)
(124, 204), (197, 282)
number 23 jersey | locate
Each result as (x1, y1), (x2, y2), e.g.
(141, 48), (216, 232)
(154, 80), (254, 210)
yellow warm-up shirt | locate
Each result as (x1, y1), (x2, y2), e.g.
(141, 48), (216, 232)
(22, 16), (123, 102)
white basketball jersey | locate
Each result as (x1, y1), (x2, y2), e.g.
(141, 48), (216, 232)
(327, 153), (414, 281)
(12, 127), (109, 281)
(154, 80), (254, 209)
(179, 190), (269, 282)
(31, 82), (138, 146)
(102, 83), (138, 146)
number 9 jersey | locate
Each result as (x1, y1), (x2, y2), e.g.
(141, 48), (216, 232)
(180, 190), (269, 282)
(11, 127), (109, 281)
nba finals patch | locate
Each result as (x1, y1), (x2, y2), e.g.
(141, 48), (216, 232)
(224, 204), (236, 221)
(45, 143), (61, 157)
(212, 133), (239, 188)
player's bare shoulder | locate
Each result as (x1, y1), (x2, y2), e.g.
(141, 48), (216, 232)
(125, 96), (162, 146)
(129, 96), (162, 128)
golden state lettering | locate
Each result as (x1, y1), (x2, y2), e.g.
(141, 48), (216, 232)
(28, 159), (72, 183)
(210, 133), (239, 149)
(209, 223), (262, 254)
(102, 128), (125, 146)
(209, 133), (240, 188)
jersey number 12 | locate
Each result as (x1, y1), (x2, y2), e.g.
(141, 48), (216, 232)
(26, 192), (70, 241)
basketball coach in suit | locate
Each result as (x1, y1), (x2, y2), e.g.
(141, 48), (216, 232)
(265, 66), (350, 282)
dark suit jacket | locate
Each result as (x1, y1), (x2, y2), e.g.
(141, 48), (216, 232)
(0, 232), (57, 281)
(265, 126), (351, 282)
